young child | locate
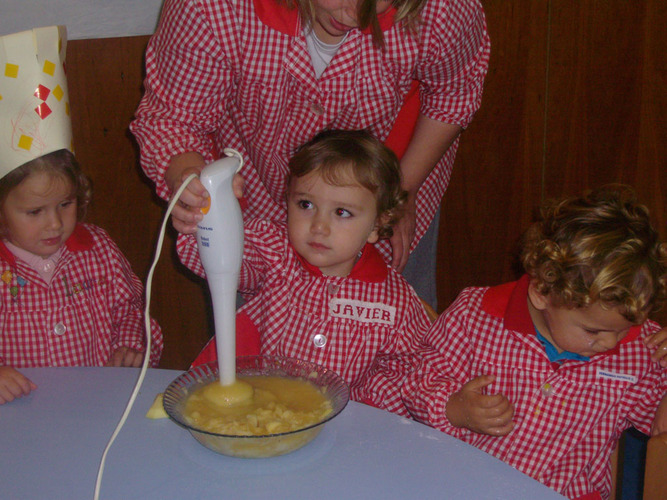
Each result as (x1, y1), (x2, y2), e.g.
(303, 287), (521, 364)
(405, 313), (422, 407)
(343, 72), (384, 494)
(402, 185), (667, 500)
(183, 129), (432, 416)
(0, 26), (163, 405)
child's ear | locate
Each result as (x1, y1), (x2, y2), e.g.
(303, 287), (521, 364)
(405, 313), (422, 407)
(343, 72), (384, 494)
(367, 213), (388, 244)
(527, 280), (550, 311)
(367, 225), (379, 244)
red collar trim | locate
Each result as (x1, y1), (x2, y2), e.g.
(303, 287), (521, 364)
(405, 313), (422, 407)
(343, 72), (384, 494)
(253, 0), (299, 35)
(295, 242), (388, 282)
(481, 274), (642, 349)
(0, 224), (94, 265)
(481, 275), (535, 336)
(253, 0), (397, 35)
(0, 240), (15, 265)
(65, 224), (95, 252)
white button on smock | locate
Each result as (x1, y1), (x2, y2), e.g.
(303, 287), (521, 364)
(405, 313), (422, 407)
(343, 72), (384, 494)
(53, 322), (67, 336)
(313, 334), (327, 348)
(541, 382), (555, 397)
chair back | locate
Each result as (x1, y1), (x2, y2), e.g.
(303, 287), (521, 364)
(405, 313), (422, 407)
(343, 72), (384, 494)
(643, 432), (667, 500)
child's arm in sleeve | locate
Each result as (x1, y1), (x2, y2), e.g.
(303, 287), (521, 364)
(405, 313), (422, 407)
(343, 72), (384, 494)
(352, 296), (434, 417)
(237, 219), (288, 296)
(98, 230), (163, 367)
(402, 290), (475, 436)
(626, 368), (667, 437)
(626, 321), (667, 436)
(402, 288), (514, 437)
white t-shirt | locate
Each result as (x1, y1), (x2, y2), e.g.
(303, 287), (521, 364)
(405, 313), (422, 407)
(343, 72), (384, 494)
(305, 28), (348, 78)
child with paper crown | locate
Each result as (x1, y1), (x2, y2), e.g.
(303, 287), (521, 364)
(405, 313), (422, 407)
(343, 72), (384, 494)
(402, 185), (667, 500)
(0, 26), (163, 404)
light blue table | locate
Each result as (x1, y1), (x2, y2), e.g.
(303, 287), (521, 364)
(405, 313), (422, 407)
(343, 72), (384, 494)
(0, 368), (565, 499)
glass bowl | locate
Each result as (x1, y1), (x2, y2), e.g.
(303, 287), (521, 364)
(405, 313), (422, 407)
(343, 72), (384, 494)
(163, 355), (350, 458)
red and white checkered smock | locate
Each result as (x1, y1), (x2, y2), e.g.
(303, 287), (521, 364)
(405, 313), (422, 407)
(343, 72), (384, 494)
(403, 275), (667, 500)
(130, 0), (490, 266)
(185, 219), (432, 416)
(0, 224), (163, 368)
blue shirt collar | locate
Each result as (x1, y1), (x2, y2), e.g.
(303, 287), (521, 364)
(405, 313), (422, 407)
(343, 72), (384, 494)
(535, 328), (590, 363)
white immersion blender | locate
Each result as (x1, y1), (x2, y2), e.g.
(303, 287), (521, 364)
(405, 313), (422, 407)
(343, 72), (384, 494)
(196, 153), (245, 389)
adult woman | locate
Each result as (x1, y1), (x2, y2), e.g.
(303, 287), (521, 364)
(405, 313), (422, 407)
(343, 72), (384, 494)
(131, 0), (490, 305)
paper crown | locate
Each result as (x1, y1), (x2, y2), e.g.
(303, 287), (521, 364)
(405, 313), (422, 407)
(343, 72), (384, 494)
(0, 25), (72, 178)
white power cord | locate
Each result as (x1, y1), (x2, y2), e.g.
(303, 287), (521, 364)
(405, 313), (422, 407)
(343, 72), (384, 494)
(93, 173), (198, 500)
(93, 149), (244, 499)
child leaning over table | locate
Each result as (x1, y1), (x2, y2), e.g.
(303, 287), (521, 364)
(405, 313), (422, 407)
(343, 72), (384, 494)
(402, 185), (667, 500)
(182, 129), (432, 416)
(0, 26), (163, 405)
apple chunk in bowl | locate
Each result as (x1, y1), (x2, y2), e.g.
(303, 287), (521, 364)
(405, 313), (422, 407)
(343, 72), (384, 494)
(163, 356), (350, 458)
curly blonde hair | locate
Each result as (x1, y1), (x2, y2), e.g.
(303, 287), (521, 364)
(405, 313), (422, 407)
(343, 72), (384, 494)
(287, 129), (406, 239)
(0, 149), (92, 236)
(521, 185), (667, 323)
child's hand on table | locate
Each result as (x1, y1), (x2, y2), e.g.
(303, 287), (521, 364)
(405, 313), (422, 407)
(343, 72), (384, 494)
(446, 375), (515, 436)
(644, 326), (667, 368)
(0, 366), (37, 404)
(105, 347), (145, 367)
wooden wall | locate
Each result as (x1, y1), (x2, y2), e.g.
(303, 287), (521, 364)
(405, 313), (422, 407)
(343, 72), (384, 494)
(67, 36), (213, 369)
(65, 0), (666, 369)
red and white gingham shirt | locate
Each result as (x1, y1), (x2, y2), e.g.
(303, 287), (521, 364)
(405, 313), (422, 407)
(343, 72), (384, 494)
(184, 219), (432, 416)
(0, 224), (163, 367)
(403, 275), (667, 500)
(130, 0), (490, 262)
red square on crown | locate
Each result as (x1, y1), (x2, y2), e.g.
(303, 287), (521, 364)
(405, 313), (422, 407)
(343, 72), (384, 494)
(35, 102), (52, 119)
(34, 84), (51, 101)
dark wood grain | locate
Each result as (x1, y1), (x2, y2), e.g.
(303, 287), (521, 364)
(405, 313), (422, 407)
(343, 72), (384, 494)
(67, 36), (212, 369)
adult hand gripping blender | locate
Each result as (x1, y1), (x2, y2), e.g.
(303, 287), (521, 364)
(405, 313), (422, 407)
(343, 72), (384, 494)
(196, 155), (253, 404)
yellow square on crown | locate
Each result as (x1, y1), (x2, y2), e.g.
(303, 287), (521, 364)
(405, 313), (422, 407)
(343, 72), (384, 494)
(17, 135), (33, 151)
(43, 60), (56, 76)
(52, 85), (64, 101)
(4, 63), (19, 78)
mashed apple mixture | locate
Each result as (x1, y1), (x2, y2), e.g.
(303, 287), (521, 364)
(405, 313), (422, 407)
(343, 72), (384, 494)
(183, 375), (333, 436)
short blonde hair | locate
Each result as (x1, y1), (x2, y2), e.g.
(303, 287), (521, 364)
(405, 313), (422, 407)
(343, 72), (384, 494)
(287, 129), (406, 239)
(521, 185), (667, 323)
(0, 149), (92, 234)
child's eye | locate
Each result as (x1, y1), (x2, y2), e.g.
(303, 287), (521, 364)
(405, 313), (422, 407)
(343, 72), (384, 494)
(297, 200), (313, 210)
(60, 200), (75, 209)
(27, 208), (42, 216)
(335, 208), (352, 218)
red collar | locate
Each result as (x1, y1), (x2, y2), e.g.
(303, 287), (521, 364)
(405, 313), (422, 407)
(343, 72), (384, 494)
(481, 274), (641, 350)
(253, 0), (397, 36)
(296, 242), (388, 282)
(0, 224), (94, 265)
